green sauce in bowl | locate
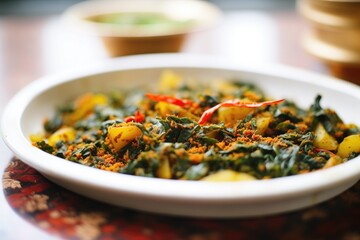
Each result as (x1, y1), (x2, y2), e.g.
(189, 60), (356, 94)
(88, 12), (194, 33)
(90, 12), (188, 25)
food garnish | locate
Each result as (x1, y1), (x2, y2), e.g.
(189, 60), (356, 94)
(31, 71), (360, 181)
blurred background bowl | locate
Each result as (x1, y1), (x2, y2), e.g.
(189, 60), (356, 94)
(298, 0), (360, 85)
(63, 0), (222, 57)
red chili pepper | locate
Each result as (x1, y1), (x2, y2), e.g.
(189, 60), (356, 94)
(145, 93), (193, 107)
(124, 111), (145, 123)
(314, 148), (336, 157)
(198, 98), (285, 125)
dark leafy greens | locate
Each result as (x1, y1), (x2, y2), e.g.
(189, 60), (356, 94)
(31, 73), (360, 181)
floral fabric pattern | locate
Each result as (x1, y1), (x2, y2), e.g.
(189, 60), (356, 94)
(3, 158), (360, 240)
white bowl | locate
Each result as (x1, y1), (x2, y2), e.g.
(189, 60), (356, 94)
(62, 0), (223, 56)
(2, 53), (360, 218)
(63, 0), (223, 37)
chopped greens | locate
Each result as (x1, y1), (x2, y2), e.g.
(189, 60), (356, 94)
(31, 71), (360, 181)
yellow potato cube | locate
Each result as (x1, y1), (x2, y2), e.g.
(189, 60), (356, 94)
(313, 123), (338, 151)
(66, 93), (108, 124)
(92, 93), (108, 106)
(215, 81), (238, 95)
(157, 158), (172, 179)
(29, 133), (45, 143)
(155, 102), (183, 118)
(107, 123), (142, 152)
(337, 134), (360, 158)
(323, 155), (342, 169)
(256, 117), (271, 135)
(155, 102), (198, 120)
(48, 127), (76, 146)
(201, 170), (256, 182)
(218, 106), (253, 125)
(159, 70), (182, 93)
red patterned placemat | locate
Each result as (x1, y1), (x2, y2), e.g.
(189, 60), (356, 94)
(3, 158), (360, 240)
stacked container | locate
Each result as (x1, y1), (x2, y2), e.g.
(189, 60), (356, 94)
(298, 0), (360, 85)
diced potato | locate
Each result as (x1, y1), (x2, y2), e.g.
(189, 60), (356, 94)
(92, 93), (108, 105)
(157, 158), (172, 179)
(313, 123), (338, 151)
(155, 102), (182, 118)
(337, 134), (360, 158)
(107, 123), (142, 152)
(215, 81), (239, 95)
(159, 70), (182, 93)
(218, 106), (253, 125)
(48, 127), (76, 146)
(66, 93), (108, 124)
(201, 170), (256, 182)
(323, 155), (342, 169)
(29, 133), (45, 143)
(256, 117), (271, 135)
(155, 102), (198, 120)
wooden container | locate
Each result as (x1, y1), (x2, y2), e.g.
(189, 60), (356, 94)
(63, 0), (222, 57)
(298, 0), (360, 84)
(100, 34), (186, 57)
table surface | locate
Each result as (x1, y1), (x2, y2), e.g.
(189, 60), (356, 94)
(0, 9), (359, 240)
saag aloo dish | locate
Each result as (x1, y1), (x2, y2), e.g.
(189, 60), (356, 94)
(31, 70), (360, 181)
